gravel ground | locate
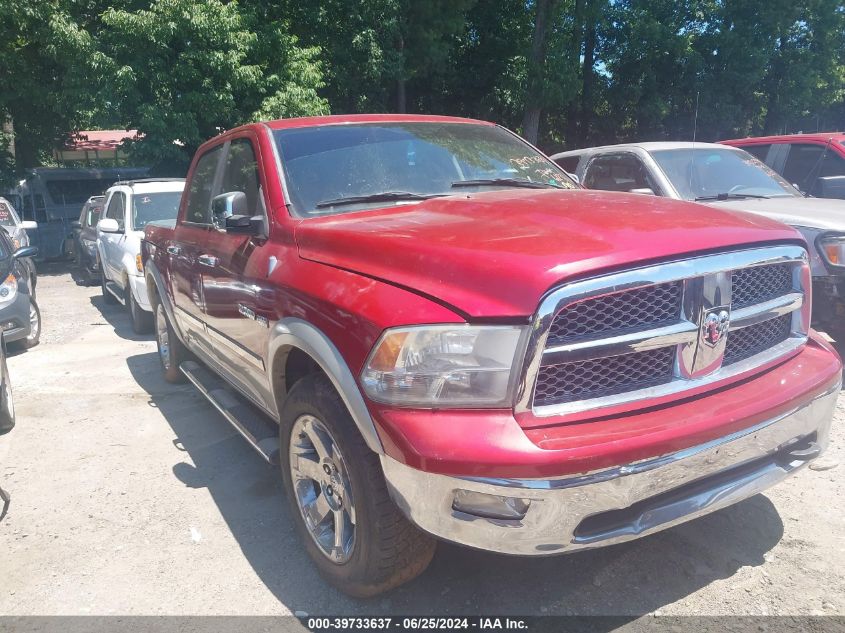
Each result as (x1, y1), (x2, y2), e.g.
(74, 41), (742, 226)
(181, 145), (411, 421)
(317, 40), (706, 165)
(0, 264), (843, 617)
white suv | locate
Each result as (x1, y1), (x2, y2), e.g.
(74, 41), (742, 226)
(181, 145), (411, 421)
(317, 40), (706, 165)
(97, 178), (184, 333)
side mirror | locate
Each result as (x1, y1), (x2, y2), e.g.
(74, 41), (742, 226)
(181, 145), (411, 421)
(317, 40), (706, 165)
(212, 191), (248, 221)
(98, 218), (120, 233)
(224, 214), (265, 236)
(13, 246), (37, 259)
(20, 221), (37, 230)
(70, 220), (82, 229)
(629, 187), (656, 196)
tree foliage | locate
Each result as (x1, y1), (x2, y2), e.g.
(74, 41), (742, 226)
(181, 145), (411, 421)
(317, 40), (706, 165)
(2, 0), (845, 178)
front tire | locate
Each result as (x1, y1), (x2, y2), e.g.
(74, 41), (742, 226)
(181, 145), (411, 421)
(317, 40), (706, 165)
(101, 267), (116, 304)
(279, 374), (436, 597)
(154, 299), (187, 383)
(128, 284), (153, 334)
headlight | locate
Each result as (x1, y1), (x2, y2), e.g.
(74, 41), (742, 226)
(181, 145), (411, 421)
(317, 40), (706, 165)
(816, 232), (845, 269)
(361, 325), (528, 407)
(0, 273), (17, 304)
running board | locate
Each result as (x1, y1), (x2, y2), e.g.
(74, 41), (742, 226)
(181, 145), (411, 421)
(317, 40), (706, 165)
(105, 281), (126, 305)
(179, 360), (280, 464)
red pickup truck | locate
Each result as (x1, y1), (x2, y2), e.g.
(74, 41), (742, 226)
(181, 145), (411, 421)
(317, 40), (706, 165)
(143, 114), (841, 597)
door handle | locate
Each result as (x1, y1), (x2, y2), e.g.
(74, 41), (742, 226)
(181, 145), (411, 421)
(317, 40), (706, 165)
(197, 254), (219, 268)
(166, 245), (182, 256)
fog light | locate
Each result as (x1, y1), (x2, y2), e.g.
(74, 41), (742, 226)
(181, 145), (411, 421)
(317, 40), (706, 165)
(2, 321), (16, 331)
(452, 489), (530, 520)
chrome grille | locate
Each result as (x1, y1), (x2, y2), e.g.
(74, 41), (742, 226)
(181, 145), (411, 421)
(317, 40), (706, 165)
(731, 264), (792, 309)
(524, 246), (809, 416)
(534, 347), (675, 406)
(723, 314), (792, 366)
(548, 282), (681, 344)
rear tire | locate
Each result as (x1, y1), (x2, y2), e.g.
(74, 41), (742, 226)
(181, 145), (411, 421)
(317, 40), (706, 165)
(128, 284), (153, 334)
(279, 374), (436, 597)
(153, 298), (187, 383)
(11, 299), (40, 350)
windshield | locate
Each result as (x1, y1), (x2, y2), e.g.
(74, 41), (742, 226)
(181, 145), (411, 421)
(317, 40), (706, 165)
(273, 122), (577, 216)
(131, 191), (182, 230)
(0, 200), (19, 227)
(650, 148), (799, 200)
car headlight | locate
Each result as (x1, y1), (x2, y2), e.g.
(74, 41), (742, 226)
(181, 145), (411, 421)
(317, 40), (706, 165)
(361, 325), (528, 407)
(0, 273), (17, 304)
(816, 232), (845, 269)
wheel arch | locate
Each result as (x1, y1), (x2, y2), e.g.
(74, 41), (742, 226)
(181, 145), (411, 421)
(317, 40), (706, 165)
(269, 318), (384, 455)
(144, 259), (186, 344)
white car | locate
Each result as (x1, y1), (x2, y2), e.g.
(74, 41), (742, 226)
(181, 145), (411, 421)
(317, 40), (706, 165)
(552, 142), (845, 335)
(97, 178), (185, 333)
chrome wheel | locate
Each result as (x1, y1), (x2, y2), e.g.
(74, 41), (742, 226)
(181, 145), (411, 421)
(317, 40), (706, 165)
(155, 304), (170, 370)
(26, 302), (39, 343)
(289, 414), (356, 563)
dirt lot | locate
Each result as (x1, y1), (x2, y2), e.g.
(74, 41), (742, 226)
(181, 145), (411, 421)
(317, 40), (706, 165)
(0, 264), (843, 617)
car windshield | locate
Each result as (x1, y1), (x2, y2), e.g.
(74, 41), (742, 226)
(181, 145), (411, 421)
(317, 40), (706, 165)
(131, 191), (182, 230)
(0, 201), (18, 227)
(273, 122), (577, 216)
(650, 147), (799, 200)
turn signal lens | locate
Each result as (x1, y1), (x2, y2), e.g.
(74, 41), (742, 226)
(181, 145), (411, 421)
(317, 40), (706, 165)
(135, 254), (143, 273)
(818, 234), (845, 268)
(361, 325), (528, 407)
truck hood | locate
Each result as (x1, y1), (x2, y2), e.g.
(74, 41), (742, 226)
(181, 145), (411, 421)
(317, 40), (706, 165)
(295, 189), (801, 318)
(707, 196), (845, 232)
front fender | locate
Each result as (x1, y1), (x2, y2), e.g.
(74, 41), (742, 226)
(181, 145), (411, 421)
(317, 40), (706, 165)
(268, 317), (383, 454)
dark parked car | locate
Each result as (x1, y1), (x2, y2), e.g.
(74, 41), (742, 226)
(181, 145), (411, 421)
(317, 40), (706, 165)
(722, 133), (845, 199)
(0, 331), (13, 519)
(0, 197), (38, 299)
(0, 230), (40, 350)
(0, 333), (13, 436)
(71, 195), (105, 283)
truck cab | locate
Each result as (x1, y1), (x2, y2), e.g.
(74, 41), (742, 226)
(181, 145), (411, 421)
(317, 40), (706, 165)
(143, 115), (840, 597)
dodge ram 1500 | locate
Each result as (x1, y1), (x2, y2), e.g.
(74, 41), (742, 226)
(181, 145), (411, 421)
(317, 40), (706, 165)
(143, 114), (841, 597)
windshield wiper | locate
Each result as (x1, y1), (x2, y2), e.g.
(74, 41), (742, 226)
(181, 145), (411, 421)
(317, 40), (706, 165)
(451, 178), (565, 190)
(315, 191), (444, 209)
(694, 193), (771, 201)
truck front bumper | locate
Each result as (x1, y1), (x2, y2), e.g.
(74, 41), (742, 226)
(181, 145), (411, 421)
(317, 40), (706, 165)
(381, 378), (839, 556)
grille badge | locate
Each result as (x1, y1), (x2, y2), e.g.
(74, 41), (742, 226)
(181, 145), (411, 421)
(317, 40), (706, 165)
(702, 308), (730, 346)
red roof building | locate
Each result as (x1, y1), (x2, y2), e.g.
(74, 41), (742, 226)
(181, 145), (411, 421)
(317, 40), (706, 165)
(54, 130), (139, 166)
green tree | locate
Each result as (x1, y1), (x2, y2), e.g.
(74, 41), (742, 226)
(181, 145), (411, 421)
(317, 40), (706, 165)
(99, 0), (327, 172)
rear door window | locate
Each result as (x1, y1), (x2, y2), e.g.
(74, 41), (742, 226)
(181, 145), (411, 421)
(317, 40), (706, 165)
(184, 145), (224, 224)
(782, 144), (825, 188)
(741, 144), (771, 163)
(583, 153), (659, 193)
(554, 155), (582, 174)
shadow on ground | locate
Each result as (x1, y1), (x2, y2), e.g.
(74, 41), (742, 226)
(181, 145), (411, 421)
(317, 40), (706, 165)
(126, 350), (785, 617)
(89, 293), (151, 342)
